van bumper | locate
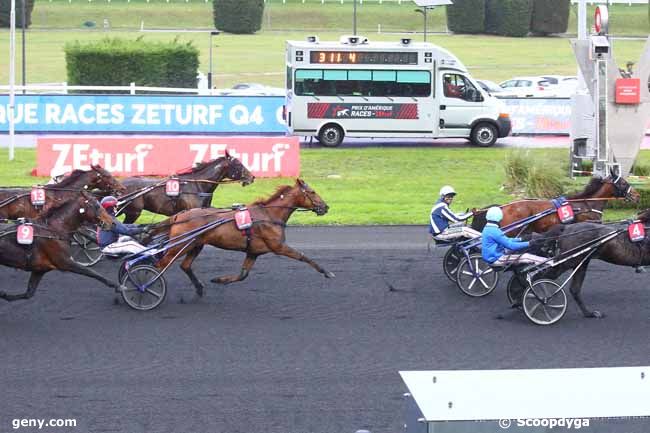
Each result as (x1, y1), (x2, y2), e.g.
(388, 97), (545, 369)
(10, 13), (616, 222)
(497, 116), (512, 138)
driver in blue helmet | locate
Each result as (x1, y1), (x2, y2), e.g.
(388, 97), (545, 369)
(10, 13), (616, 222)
(429, 185), (480, 242)
(482, 206), (546, 266)
(97, 196), (148, 256)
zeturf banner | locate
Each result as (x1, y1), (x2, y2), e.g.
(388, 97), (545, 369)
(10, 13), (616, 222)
(36, 136), (300, 177)
(0, 95), (286, 133)
(500, 98), (572, 134)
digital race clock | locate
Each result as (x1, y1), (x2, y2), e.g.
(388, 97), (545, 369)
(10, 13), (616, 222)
(309, 51), (418, 65)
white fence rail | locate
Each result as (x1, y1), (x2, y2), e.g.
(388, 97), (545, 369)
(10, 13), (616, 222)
(0, 83), (205, 95)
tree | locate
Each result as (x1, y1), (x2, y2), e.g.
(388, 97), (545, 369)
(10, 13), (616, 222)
(213, 0), (264, 34)
(446, 0), (486, 34)
(485, 0), (533, 37)
(530, 0), (570, 35)
(0, 0), (35, 28)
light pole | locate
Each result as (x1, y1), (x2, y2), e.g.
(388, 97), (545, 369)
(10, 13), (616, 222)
(413, 8), (428, 42)
(208, 30), (220, 92)
(353, 0), (357, 35)
(21, 0), (26, 94)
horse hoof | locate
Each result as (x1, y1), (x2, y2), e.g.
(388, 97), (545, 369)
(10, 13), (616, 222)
(324, 271), (336, 279)
(210, 278), (226, 285)
(113, 297), (120, 305)
(587, 310), (605, 319)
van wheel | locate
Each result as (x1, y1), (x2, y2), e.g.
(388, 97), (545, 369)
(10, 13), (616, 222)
(470, 123), (498, 147)
(318, 124), (344, 147)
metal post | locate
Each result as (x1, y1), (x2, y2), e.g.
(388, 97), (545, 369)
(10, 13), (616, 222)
(353, 0), (357, 35)
(423, 7), (427, 42)
(21, 0), (26, 94)
(208, 32), (213, 90)
(9, 0), (16, 161)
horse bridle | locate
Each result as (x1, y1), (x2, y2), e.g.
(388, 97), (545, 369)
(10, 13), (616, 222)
(300, 187), (327, 215)
(610, 175), (634, 201)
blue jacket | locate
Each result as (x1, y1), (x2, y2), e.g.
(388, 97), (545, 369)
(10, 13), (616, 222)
(481, 222), (530, 263)
(429, 198), (472, 235)
(97, 216), (143, 248)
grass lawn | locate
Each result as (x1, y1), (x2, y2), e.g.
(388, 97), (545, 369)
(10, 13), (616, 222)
(1, 147), (646, 225)
(0, 4), (648, 87)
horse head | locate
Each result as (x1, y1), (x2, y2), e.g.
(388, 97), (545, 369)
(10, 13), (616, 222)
(223, 152), (255, 186)
(605, 167), (640, 203)
(293, 179), (329, 216)
(78, 190), (114, 230)
(88, 165), (126, 194)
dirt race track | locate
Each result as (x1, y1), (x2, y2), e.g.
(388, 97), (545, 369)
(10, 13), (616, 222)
(1, 226), (650, 433)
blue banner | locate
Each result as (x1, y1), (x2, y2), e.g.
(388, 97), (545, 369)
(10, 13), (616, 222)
(499, 98), (572, 135)
(0, 94), (287, 134)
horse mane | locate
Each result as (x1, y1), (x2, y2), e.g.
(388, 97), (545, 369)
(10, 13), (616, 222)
(567, 177), (604, 200)
(251, 185), (294, 206)
(39, 195), (77, 220)
(54, 169), (87, 187)
(177, 157), (226, 175)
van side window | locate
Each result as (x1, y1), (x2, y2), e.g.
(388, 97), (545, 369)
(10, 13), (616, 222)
(443, 73), (482, 102)
(294, 69), (431, 97)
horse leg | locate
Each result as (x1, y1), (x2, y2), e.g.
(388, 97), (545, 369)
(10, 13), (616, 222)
(0, 271), (46, 302)
(57, 258), (121, 291)
(568, 260), (603, 318)
(211, 254), (258, 285)
(122, 208), (141, 224)
(265, 241), (335, 279)
(180, 245), (206, 296)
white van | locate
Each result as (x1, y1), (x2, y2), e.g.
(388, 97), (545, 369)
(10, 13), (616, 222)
(284, 35), (511, 147)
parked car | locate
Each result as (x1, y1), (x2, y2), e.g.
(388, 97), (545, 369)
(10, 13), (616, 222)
(476, 79), (504, 95)
(498, 76), (553, 97)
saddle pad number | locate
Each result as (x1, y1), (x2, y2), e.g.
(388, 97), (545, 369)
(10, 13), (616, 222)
(165, 179), (180, 197)
(628, 222), (645, 242)
(17, 224), (34, 245)
(557, 204), (574, 223)
(30, 187), (46, 206)
(235, 209), (252, 230)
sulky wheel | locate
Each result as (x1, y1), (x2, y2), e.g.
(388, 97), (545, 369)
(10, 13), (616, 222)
(70, 226), (103, 267)
(443, 246), (463, 282)
(455, 253), (499, 297)
(120, 264), (167, 311)
(522, 279), (567, 326)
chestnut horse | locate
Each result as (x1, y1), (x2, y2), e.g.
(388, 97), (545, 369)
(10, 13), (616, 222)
(0, 191), (120, 302)
(471, 169), (639, 235)
(0, 165), (125, 219)
(119, 154), (254, 223)
(153, 179), (334, 297)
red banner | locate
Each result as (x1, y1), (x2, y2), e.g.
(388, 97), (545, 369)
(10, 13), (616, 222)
(36, 136), (300, 178)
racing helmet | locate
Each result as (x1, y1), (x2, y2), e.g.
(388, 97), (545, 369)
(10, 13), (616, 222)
(101, 196), (119, 210)
(439, 185), (456, 197)
(486, 206), (503, 223)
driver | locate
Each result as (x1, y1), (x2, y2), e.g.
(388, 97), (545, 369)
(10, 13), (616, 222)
(97, 196), (148, 255)
(429, 185), (480, 242)
(481, 207), (547, 266)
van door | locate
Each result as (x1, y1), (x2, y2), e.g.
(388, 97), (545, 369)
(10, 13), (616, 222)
(437, 72), (486, 138)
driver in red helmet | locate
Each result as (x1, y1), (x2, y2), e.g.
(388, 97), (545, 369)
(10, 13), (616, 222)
(97, 196), (147, 255)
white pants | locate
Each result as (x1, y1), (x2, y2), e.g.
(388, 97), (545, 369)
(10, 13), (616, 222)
(491, 253), (547, 267)
(434, 225), (481, 242)
(102, 236), (146, 255)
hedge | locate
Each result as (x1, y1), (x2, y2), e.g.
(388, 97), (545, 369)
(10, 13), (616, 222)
(446, 0), (486, 34)
(213, 0), (264, 34)
(530, 0), (570, 35)
(485, 0), (533, 37)
(0, 0), (35, 28)
(64, 38), (199, 92)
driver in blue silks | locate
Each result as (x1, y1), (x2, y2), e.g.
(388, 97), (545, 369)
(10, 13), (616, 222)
(429, 185), (480, 242)
(482, 206), (547, 266)
(97, 196), (147, 256)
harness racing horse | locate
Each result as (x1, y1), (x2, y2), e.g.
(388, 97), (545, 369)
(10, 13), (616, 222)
(526, 208), (650, 319)
(471, 168), (640, 235)
(119, 153), (255, 224)
(153, 179), (335, 298)
(0, 165), (125, 219)
(0, 191), (121, 302)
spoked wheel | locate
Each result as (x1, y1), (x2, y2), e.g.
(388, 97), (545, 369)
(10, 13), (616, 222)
(118, 257), (155, 283)
(522, 279), (567, 326)
(443, 246), (463, 282)
(119, 264), (167, 311)
(70, 226), (103, 267)
(455, 253), (499, 297)
(507, 273), (529, 307)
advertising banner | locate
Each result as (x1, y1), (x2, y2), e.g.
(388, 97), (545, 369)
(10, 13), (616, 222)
(36, 136), (300, 178)
(307, 102), (419, 119)
(500, 98), (573, 135)
(0, 95), (286, 134)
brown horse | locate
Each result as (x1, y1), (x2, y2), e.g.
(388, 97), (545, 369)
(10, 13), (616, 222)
(0, 191), (120, 302)
(153, 179), (334, 297)
(119, 153), (255, 223)
(471, 169), (640, 235)
(0, 165), (125, 219)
